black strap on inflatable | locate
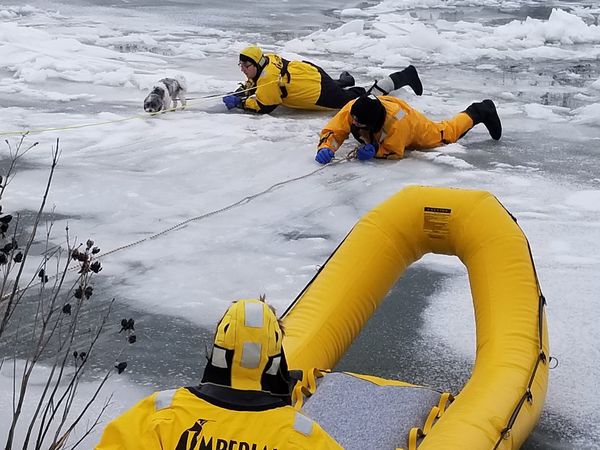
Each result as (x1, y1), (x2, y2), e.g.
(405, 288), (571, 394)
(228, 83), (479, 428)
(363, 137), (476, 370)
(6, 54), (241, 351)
(492, 198), (549, 449)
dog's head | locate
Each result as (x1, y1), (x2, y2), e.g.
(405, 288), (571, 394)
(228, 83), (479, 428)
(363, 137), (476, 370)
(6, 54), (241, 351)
(144, 92), (163, 113)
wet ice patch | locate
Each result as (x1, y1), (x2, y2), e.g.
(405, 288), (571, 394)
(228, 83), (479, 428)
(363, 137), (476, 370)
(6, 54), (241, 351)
(572, 103), (600, 125)
(412, 148), (474, 169)
(523, 103), (568, 121)
(0, 5), (39, 19)
(565, 190), (600, 212)
(340, 8), (371, 18)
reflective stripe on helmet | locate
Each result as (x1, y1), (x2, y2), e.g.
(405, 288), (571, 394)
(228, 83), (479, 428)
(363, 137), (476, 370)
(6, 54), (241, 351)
(244, 301), (264, 328)
(211, 346), (228, 369)
(241, 342), (262, 369)
(266, 356), (281, 375)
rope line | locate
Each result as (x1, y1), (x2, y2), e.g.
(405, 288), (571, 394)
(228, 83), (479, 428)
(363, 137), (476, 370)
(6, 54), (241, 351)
(0, 80), (278, 137)
(98, 155), (349, 260)
(1, 155), (350, 301)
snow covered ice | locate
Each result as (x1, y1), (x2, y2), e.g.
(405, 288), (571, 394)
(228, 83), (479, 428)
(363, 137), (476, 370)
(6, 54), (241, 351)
(1, 0), (599, 448)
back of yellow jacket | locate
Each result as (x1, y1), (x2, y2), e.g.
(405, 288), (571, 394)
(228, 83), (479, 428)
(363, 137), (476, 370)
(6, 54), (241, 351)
(242, 54), (328, 113)
(95, 386), (342, 450)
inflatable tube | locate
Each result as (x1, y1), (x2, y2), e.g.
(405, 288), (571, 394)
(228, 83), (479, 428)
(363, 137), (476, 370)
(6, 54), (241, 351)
(282, 186), (549, 449)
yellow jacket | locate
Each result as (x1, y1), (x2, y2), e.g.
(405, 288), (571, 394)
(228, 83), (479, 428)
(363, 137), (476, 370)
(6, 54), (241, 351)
(95, 385), (342, 450)
(243, 54), (329, 113)
(318, 96), (473, 159)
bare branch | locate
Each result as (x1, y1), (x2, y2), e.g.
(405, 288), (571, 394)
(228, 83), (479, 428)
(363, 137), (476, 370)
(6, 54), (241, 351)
(0, 139), (60, 338)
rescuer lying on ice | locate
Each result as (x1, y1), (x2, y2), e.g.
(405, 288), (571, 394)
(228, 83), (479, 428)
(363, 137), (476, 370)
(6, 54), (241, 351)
(95, 298), (343, 450)
(222, 46), (423, 114)
(315, 94), (502, 164)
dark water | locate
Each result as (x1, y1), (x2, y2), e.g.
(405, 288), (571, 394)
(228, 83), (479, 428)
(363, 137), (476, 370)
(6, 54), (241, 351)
(25, 0), (358, 42)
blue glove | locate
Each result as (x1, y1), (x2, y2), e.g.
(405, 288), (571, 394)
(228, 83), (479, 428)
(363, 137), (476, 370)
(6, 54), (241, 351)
(223, 94), (242, 110)
(315, 148), (335, 164)
(357, 143), (376, 161)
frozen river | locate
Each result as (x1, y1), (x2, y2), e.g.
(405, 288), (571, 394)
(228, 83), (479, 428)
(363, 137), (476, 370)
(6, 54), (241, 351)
(1, 0), (599, 448)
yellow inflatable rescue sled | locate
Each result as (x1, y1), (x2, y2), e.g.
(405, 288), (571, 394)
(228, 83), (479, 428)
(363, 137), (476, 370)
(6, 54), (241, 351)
(282, 186), (549, 450)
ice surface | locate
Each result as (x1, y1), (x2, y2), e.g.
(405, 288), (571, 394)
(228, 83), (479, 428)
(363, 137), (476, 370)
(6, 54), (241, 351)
(1, 0), (599, 448)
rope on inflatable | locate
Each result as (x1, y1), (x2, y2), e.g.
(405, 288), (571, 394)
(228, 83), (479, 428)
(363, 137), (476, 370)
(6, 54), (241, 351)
(402, 392), (455, 450)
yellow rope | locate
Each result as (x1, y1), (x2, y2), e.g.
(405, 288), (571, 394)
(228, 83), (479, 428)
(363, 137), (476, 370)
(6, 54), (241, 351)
(0, 80), (278, 137)
(403, 392), (455, 449)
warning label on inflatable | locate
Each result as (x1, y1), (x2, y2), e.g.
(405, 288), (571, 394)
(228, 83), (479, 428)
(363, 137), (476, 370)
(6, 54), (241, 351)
(423, 207), (451, 239)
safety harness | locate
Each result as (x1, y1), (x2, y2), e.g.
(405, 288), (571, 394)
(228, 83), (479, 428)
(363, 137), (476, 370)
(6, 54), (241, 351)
(278, 58), (291, 99)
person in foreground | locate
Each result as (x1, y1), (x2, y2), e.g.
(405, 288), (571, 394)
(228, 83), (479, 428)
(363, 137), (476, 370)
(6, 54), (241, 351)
(315, 94), (502, 164)
(95, 298), (342, 450)
(222, 46), (423, 114)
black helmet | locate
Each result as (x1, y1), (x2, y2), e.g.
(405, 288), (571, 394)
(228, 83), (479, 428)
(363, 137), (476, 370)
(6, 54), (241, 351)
(350, 95), (386, 132)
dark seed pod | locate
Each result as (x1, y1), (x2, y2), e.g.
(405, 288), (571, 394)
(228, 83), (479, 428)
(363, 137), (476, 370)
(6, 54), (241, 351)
(115, 361), (127, 374)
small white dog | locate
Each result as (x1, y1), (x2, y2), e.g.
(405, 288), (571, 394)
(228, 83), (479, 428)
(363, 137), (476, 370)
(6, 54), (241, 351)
(143, 77), (187, 113)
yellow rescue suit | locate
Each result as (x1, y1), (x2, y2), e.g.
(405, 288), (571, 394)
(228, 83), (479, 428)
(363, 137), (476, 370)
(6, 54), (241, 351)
(243, 54), (360, 113)
(318, 96), (474, 159)
(95, 385), (340, 450)
(96, 299), (343, 450)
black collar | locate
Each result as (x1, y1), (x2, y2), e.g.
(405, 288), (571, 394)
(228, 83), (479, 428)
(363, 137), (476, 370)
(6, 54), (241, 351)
(186, 384), (289, 411)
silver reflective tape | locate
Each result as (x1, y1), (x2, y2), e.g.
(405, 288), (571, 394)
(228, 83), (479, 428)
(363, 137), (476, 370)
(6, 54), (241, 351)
(374, 78), (394, 95)
(241, 342), (261, 369)
(266, 356), (281, 375)
(154, 389), (177, 411)
(211, 347), (228, 368)
(244, 302), (263, 328)
(394, 110), (405, 121)
(294, 412), (313, 436)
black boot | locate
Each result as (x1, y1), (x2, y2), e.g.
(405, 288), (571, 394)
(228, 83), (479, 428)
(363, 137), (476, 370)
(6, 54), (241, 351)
(336, 71), (355, 88)
(389, 65), (423, 96)
(464, 99), (502, 140)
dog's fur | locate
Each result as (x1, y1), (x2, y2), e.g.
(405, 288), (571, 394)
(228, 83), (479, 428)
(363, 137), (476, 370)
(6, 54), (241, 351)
(144, 77), (187, 113)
